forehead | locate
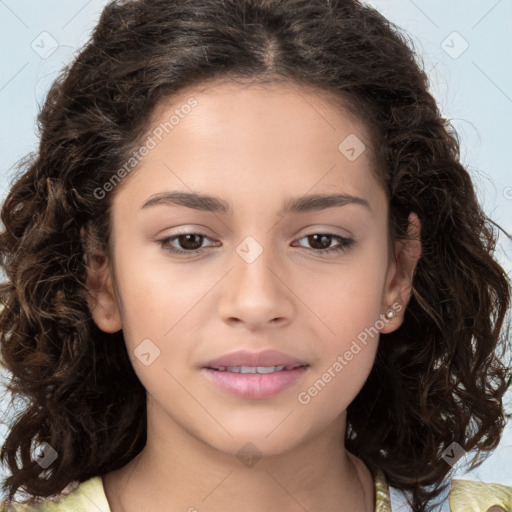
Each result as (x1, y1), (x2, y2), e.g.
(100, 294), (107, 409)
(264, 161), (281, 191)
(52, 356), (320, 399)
(111, 79), (385, 216)
(149, 78), (371, 150)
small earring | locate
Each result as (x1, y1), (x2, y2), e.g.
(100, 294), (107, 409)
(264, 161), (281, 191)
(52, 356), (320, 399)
(385, 308), (396, 319)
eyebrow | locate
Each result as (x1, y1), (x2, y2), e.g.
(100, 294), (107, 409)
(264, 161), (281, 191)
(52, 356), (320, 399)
(141, 191), (371, 215)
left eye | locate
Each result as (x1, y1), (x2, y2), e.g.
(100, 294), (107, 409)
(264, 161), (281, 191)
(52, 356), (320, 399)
(293, 233), (355, 254)
(158, 232), (354, 256)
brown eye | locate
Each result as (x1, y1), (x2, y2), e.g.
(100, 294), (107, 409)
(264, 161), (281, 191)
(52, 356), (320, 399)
(175, 234), (204, 251)
(307, 234), (333, 250)
(158, 231), (217, 255)
(294, 233), (355, 255)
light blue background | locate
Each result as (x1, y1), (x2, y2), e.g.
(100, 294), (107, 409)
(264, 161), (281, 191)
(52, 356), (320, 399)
(0, 0), (511, 499)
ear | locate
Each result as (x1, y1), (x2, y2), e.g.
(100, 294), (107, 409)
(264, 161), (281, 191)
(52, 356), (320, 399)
(379, 212), (422, 334)
(81, 225), (122, 333)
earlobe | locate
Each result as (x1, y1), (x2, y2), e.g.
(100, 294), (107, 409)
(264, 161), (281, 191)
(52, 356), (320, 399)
(81, 226), (122, 333)
(380, 212), (422, 334)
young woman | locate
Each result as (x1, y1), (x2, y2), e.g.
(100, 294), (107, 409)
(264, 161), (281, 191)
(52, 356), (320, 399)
(1, 1), (511, 511)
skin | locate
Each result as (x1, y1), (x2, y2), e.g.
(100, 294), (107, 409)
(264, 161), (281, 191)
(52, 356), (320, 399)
(84, 79), (422, 512)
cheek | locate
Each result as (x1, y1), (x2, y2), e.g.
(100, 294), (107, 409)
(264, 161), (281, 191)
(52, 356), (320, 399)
(297, 327), (379, 416)
(111, 246), (223, 396)
(112, 240), (204, 341)
(302, 252), (389, 338)
(293, 247), (387, 408)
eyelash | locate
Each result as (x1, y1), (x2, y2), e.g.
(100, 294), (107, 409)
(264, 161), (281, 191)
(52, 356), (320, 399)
(158, 231), (355, 257)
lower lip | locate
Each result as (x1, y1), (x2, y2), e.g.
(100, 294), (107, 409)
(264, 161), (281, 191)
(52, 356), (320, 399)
(202, 366), (309, 399)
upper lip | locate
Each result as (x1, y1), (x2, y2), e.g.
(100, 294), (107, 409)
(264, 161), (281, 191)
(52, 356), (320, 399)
(203, 349), (309, 370)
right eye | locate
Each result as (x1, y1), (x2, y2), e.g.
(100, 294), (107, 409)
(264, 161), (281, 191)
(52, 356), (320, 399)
(158, 231), (218, 255)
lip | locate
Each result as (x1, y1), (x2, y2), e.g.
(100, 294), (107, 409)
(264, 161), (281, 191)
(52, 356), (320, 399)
(201, 366), (310, 399)
(202, 349), (309, 370)
(201, 349), (310, 400)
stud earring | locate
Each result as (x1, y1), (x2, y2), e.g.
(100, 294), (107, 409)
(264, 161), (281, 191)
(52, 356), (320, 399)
(385, 308), (396, 319)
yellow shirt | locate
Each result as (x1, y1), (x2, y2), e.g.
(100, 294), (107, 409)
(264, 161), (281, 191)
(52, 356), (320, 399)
(1, 470), (511, 511)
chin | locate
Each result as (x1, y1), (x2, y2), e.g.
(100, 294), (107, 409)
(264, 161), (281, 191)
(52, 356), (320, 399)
(202, 425), (310, 462)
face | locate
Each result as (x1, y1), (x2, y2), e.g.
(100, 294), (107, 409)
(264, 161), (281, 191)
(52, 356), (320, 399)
(85, 79), (418, 459)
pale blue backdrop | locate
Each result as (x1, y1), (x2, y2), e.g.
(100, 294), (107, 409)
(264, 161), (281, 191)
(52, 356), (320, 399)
(0, 0), (511, 498)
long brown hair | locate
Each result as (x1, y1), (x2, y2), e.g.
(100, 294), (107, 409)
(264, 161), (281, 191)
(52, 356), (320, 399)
(1, 1), (510, 510)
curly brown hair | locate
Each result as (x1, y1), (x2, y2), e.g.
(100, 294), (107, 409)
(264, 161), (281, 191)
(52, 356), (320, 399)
(0, 0), (510, 510)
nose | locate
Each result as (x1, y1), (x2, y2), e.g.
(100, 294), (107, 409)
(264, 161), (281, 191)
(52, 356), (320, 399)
(218, 239), (294, 330)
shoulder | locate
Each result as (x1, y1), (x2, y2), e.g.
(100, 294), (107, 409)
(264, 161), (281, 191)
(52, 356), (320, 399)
(385, 474), (512, 512)
(0, 476), (110, 512)
(449, 479), (512, 512)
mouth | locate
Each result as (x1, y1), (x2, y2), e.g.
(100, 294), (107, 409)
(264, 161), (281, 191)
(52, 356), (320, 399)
(200, 349), (310, 399)
(201, 364), (310, 399)
(202, 348), (309, 371)
(204, 363), (308, 373)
